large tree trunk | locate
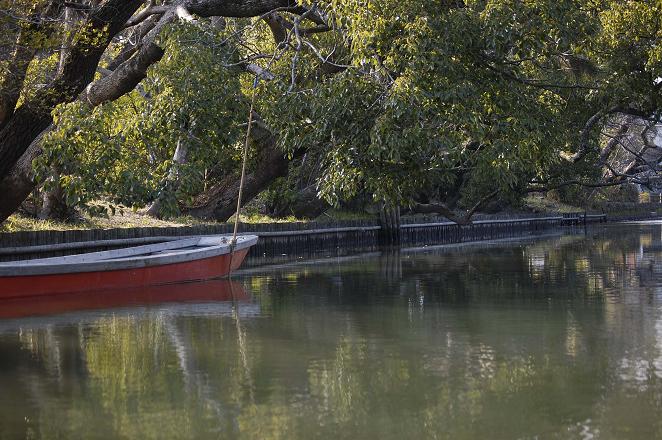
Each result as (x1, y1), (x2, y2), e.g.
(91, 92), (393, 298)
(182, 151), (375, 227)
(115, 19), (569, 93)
(0, 20), (164, 223)
(183, 149), (290, 221)
(36, 7), (80, 221)
(0, 130), (47, 222)
(0, 0), (143, 181)
(0, 0), (316, 222)
(183, 119), (299, 221)
(409, 189), (499, 225)
(289, 187), (329, 218)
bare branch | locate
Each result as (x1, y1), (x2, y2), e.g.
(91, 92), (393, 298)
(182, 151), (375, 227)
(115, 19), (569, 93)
(598, 122), (630, 165)
(560, 107), (651, 164)
(84, 42), (164, 106)
(183, 0), (299, 18)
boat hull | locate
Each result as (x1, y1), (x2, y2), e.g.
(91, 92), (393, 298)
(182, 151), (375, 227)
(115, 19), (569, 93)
(0, 247), (249, 299)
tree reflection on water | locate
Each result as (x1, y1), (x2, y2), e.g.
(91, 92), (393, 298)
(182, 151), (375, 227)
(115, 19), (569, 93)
(2, 224), (662, 439)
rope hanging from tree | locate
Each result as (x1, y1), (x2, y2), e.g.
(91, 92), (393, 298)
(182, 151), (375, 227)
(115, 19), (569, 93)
(230, 75), (259, 246)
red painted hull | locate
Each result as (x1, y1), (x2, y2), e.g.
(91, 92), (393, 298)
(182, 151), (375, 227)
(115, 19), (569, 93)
(0, 279), (248, 320)
(0, 248), (249, 299)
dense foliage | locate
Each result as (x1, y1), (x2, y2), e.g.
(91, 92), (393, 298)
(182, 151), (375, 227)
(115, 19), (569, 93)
(2, 0), (660, 220)
(33, 22), (247, 216)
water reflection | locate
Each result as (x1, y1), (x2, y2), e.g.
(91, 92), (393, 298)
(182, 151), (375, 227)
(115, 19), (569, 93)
(3, 224), (662, 438)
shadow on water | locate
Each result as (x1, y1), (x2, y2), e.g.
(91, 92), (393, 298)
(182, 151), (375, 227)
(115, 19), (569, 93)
(2, 223), (662, 438)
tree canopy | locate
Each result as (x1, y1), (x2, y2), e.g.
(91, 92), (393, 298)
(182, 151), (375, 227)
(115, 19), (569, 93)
(0, 0), (660, 222)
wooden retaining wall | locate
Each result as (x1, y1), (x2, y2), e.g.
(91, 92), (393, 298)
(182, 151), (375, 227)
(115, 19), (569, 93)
(0, 213), (606, 265)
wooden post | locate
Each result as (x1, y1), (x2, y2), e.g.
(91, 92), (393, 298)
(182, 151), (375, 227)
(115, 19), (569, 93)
(378, 204), (401, 245)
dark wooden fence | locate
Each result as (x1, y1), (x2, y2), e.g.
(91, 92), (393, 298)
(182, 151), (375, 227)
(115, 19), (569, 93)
(0, 213), (607, 265)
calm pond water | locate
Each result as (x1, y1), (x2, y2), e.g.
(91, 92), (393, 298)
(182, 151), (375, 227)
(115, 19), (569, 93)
(2, 222), (662, 439)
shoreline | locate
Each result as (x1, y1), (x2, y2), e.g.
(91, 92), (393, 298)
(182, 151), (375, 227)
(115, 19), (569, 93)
(0, 213), (608, 265)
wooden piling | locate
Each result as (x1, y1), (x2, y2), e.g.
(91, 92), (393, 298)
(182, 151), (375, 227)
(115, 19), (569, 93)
(378, 205), (401, 245)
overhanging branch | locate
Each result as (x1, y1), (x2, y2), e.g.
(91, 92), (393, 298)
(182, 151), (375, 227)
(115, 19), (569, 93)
(411, 190), (499, 225)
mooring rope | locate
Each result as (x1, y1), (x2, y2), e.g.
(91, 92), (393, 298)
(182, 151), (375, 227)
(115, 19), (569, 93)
(231, 76), (258, 246)
(228, 76), (259, 275)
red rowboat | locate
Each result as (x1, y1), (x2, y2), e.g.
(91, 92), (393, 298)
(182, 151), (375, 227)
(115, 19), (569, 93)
(0, 235), (257, 299)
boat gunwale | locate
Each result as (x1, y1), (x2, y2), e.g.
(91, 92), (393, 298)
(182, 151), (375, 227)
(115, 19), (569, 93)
(0, 235), (258, 277)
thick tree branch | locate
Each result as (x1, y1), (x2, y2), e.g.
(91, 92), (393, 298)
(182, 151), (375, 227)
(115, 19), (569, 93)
(184, 0), (298, 18)
(124, 2), (169, 28)
(411, 190), (499, 225)
(560, 108), (610, 163)
(0, 0), (144, 182)
(0, 128), (51, 222)
(85, 42), (164, 106)
(183, 113), (303, 220)
(108, 14), (161, 70)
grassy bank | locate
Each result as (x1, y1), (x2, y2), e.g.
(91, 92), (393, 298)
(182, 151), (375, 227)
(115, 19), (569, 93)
(2, 196), (655, 233)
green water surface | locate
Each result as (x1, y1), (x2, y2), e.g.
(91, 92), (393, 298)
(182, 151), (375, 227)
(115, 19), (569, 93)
(2, 222), (662, 439)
